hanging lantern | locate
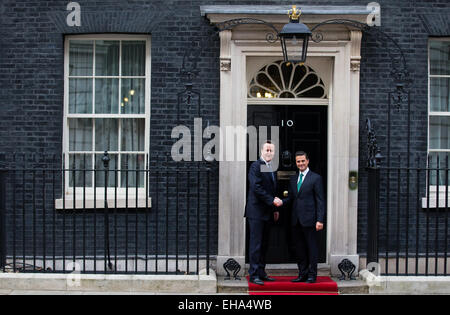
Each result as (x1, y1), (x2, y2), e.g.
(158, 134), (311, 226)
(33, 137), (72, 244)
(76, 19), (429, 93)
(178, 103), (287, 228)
(279, 6), (312, 65)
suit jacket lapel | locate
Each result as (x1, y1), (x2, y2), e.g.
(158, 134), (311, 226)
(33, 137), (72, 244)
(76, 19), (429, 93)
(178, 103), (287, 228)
(292, 174), (300, 198)
(260, 159), (276, 190)
(291, 176), (298, 198)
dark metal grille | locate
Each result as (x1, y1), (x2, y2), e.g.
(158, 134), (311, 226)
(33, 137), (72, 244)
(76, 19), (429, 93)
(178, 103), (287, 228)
(0, 153), (215, 275)
(366, 153), (450, 276)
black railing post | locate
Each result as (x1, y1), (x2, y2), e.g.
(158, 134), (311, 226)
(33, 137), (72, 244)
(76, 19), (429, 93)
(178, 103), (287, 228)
(0, 168), (6, 270)
(366, 119), (383, 267)
(206, 166), (211, 276)
(102, 151), (113, 272)
(367, 165), (380, 265)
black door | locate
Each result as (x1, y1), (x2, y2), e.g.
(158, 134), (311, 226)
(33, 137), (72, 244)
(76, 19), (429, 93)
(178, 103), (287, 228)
(246, 105), (328, 264)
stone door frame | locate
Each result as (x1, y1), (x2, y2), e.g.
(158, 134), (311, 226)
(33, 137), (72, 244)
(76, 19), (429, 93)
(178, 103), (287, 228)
(203, 6), (369, 276)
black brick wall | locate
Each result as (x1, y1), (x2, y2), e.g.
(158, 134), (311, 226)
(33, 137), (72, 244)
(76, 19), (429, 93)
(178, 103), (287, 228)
(357, 0), (450, 255)
(0, 0), (449, 263)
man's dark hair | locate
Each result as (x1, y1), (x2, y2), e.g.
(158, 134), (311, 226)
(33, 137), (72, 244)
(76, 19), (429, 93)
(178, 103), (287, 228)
(295, 151), (309, 160)
(261, 140), (274, 149)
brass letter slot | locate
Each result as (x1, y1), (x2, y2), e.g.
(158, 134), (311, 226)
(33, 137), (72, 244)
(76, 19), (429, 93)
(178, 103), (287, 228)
(277, 171), (297, 181)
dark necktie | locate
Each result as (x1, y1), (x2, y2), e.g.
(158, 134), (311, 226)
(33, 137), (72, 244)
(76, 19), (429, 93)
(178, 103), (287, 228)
(268, 163), (275, 183)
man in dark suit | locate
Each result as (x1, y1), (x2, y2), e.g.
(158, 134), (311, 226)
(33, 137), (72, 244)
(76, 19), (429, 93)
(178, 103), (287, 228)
(280, 151), (325, 283)
(245, 141), (282, 285)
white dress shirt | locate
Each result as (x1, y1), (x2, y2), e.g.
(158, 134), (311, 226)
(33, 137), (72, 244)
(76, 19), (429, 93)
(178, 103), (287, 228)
(298, 168), (309, 184)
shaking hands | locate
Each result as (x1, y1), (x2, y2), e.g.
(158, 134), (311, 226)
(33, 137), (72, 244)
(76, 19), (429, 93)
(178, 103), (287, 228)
(273, 197), (283, 207)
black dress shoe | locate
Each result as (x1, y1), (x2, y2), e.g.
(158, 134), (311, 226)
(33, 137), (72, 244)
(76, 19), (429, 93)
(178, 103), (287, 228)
(291, 275), (308, 283)
(260, 276), (275, 282)
(249, 277), (264, 285)
(306, 277), (317, 283)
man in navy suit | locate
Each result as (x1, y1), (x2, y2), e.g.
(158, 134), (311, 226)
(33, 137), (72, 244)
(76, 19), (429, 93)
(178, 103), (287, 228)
(280, 151), (325, 283)
(245, 141), (282, 285)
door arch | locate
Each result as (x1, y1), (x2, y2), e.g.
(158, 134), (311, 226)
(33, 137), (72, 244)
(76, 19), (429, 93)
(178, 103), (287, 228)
(248, 60), (328, 99)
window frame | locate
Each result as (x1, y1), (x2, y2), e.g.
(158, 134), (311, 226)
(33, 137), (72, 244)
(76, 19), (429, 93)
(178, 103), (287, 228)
(428, 38), (450, 193)
(62, 34), (151, 205)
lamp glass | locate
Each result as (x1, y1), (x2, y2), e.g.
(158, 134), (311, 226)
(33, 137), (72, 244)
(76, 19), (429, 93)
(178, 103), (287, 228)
(281, 34), (309, 64)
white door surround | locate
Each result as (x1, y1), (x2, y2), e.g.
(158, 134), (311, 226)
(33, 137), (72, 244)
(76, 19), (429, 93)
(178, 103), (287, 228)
(202, 5), (371, 277)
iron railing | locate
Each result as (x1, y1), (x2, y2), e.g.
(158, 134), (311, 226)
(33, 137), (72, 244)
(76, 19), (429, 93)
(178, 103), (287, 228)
(0, 152), (216, 275)
(366, 154), (450, 276)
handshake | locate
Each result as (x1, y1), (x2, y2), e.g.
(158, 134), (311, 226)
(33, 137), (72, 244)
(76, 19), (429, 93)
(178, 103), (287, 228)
(273, 197), (283, 207)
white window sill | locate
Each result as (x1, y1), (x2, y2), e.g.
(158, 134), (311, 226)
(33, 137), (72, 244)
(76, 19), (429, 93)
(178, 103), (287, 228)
(55, 195), (152, 210)
(421, 197), (450, 209)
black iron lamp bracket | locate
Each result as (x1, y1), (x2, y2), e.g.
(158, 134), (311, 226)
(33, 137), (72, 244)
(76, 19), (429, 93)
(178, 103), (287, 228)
(215, 18), (279, 43)
(310, 19), (411, 90)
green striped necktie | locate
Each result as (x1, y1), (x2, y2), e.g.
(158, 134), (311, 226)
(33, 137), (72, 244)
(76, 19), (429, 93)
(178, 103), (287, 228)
(297, 173), (304, 192)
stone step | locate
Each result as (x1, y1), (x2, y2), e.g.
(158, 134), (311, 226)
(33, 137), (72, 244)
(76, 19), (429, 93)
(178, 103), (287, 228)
(217, 276), (369, 295)
(265, 263), (331, 277)
(335, 279), (369, 295)
(0, 272), (218, 294)
(218, 264), (369, 295)
(265, 265), (331, 277)
(217, 277), (249, 294)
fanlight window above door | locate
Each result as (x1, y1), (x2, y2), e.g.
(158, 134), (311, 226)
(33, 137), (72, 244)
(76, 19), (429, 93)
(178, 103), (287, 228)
(248, 61), (327, 99)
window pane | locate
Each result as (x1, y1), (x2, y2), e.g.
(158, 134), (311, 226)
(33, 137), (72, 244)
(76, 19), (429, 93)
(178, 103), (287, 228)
(69, 40), (93, 76)
(95, 119), (118, 152)
(69, 154), (93, 188)
(95, 40), (119, 76)
(121, 119), (145, 151)
(284, 37), (306, 63)
(69, 79), (93, 114)
(249, 85), (277, 98)
(95, 78), (119, 114)
(257, 72), (278, 94)
(120, 154), (145, 188)
(430, 116), (450, 150)
(121, 78), (145, 114)
(122, 41), (146, 76)
(428, 152), (449, 186)
(430, 77), (450, 112)
(430, 41), (450, 76)
(95, 154), (118, 187)
(69, 119), (93, 151)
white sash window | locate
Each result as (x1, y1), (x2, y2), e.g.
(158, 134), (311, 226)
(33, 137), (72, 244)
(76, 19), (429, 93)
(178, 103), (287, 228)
(428, 39), (450, 189)
(60, 35), (151, 209)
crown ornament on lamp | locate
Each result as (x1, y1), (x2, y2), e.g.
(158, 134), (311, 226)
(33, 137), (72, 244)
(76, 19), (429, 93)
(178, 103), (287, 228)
(288, 5), (301, 20)
(279, 5), (312, 65)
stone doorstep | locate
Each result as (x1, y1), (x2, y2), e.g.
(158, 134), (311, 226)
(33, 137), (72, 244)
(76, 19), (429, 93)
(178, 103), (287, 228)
(218, 265), (369, 294)
(0, 271), (217, 294)
(217, 277), (368, 295)
(336, 279), (369, 295)
(264, 264), (331, 277)
(217, 277), (249, 294)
